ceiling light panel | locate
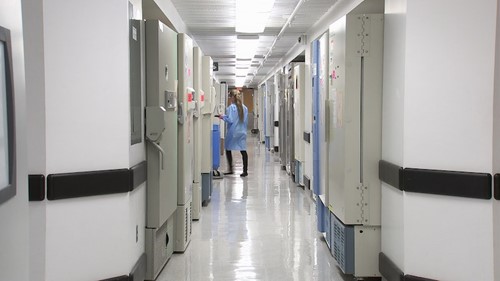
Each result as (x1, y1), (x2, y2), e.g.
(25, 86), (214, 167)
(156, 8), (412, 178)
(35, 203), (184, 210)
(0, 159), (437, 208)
(236, 35), (260, 59)
(235, 0), (275, 33)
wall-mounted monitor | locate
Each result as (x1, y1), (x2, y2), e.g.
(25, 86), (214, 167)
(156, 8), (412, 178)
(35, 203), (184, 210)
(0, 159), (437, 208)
(0, 25), (16, 205)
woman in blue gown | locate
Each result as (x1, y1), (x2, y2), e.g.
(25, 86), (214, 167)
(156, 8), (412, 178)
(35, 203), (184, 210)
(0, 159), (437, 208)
(219, 89), (249, 177)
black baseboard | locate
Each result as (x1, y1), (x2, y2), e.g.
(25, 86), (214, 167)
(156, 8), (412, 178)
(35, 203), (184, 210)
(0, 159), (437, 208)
(379, 252), (404, 281)
(405, 275), (438, 281)
(99, 253), (146, 281)
(379, 252), (439, 281)
(304, 175), (311, 190)
(99, 276), (129, 281)
(129, 253), (146, 281)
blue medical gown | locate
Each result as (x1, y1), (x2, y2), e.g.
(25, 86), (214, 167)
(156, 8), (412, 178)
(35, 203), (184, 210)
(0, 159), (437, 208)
(222, 103), (248, 151)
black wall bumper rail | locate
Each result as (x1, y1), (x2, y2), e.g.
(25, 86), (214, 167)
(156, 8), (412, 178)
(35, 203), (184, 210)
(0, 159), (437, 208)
(379, 160), (492, 200)
(29, 174), (45, 201)
(404, 168), (491, 199)
(495, 174), (500, 200)
(47, 169), (131, 200)
(30, 161), (147, 201)
(129, 161), (147, 191)
(379, 252), (438, 281)
(379, 160), (404, 191)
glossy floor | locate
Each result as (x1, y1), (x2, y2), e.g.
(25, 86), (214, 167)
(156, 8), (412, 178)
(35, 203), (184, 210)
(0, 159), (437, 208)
(157, 136), (351, 281)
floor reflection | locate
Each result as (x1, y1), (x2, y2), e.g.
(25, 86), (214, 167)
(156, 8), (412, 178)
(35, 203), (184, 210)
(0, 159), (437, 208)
(157, 135), (351, 281)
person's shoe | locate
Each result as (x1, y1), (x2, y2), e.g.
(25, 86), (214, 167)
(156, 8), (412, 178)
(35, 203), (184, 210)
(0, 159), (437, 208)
(223, 171), (234, 175)
(240, 172), (248, 177)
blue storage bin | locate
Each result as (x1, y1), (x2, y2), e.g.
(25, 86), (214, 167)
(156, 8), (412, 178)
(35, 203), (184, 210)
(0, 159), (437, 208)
(212, 124), (220, 170)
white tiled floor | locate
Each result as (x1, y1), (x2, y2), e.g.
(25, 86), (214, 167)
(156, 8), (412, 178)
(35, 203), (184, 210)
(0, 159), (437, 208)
(157, 135), (351, 281)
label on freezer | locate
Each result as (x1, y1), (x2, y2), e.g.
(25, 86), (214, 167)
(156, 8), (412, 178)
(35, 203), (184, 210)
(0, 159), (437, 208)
(333, 89), (344, 128)
(132, 27), (137, 41)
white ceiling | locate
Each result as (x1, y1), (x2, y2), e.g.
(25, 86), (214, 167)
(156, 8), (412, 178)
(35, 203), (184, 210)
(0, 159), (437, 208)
(169, 0), (338, 87)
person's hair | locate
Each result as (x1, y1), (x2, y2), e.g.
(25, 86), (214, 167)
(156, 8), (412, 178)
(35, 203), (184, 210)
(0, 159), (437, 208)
(229, 89), (244, 122)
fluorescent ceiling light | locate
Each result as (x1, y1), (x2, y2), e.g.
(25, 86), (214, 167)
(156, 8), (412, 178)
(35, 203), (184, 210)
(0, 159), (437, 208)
(235, 0), (275, 33)
(236, 60), (252, 67)
(235, 76), (247, 87)
(236, 67), (249, 76)
(236, 35), (259, 59)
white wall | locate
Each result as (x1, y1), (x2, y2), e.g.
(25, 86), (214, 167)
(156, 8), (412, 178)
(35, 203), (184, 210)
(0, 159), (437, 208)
(21, 0), (146, 280)
(403, 0), (496, 279)
(381, 0), (406, 270)
(379, 0), (498, 279)
(404, 0), (496, 172)
(43, 0), (130, 173)
(492, 0), (500, 279)
(22, 0), (48, 280)
(0, 1), (29, 281)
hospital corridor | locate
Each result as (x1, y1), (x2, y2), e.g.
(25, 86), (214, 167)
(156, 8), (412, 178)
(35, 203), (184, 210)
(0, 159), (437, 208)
(1, 0), (500, 280)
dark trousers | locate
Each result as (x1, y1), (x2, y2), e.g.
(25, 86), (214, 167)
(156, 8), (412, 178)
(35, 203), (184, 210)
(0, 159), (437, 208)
(226, 150), (248, 173)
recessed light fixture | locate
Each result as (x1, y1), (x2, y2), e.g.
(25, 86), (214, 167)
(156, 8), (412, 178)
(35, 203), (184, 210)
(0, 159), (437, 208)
(235, 0), (275, 33)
